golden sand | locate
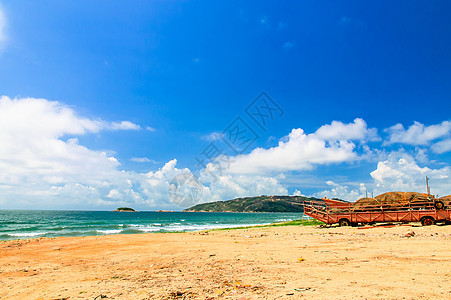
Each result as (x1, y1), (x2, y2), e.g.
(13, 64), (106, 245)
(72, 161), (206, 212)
(0, 224), (450, 299)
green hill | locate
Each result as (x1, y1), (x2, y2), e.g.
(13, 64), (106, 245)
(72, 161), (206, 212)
(114, 207), (137, 212)
(183, 195), (319, 213)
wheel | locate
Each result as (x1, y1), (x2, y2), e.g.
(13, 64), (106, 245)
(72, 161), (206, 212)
(339, 219), (351, 226)
(421, 216), (435, 226)
(351, 222), (359, 227)
(434, 201), (445, 210)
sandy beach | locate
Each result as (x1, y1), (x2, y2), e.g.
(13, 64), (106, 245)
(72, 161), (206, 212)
(0, 224), (450, 299)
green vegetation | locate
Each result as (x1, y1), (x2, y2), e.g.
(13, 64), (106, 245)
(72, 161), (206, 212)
(213, 218), (324, 231)
(114, 207), (137, 212)
(183, 195), (319, 213)
(265, 219), (324, 227)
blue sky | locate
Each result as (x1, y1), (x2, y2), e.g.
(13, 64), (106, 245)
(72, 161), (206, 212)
(0, 1), (450, 210)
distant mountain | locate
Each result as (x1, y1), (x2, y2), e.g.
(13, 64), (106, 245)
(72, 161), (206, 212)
(183, 195), (320, 213)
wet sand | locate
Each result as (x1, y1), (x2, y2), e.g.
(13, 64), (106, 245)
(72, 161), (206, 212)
(0, 224), (450, 299)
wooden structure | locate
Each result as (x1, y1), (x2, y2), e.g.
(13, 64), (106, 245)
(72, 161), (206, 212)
(304, 198), (451, 226)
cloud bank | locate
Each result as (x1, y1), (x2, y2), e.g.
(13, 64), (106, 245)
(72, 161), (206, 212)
(385, 121), (451, 147)
(0, 96), (289, 209)
(370, 152), (450, 196)
(1, 96), (450, 209)
(0, 96), (143, 208)
(315, 152), (451, 202)
(226, 118), (377, 174)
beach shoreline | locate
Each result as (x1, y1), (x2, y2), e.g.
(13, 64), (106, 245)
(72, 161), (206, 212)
(0, 210), (305, 241)
(0, 224), (450, 299)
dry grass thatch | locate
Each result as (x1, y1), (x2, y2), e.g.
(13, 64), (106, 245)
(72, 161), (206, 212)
(437, 195), (451, 203)
(351, 192), (433, 210)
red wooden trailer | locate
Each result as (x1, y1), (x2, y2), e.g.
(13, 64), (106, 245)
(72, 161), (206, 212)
(303, 199), (451, 226)
(321, 197), (352, 209)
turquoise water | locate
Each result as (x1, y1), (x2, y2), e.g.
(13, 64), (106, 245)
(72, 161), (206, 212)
(0, 210), (305, 240)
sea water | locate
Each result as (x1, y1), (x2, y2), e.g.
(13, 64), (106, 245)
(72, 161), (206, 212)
(0, 210), (305, 240)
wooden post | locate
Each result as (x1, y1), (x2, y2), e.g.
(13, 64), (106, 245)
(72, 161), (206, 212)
(426, 176), (431, 195)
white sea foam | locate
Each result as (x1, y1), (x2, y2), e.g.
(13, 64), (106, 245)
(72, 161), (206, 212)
(97, 229), (122, 234)
(159, 223), (269, 232)
(139, 228), (160, 232)
(127, 223), (264, 233)
(9, 232), (47, 237)
(136, 226), (160, 232)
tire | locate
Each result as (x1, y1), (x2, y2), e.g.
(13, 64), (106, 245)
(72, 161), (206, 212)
(339, 219), (351, 227)
(421, 216), (435, 226)
(351, 222), (359, 227)
(434, 201), (445, 210)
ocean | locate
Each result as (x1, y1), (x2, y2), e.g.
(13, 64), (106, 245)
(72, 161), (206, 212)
(0, 210), (305, 241)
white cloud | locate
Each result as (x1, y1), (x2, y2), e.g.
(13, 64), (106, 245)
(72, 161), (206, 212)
(140, 159), (208, 208)
(0, 96), (290, 209)
(146, 126), (156, 132)
(314, 181), (367, 202)
(109, 121), (140, 130)
(226, 119), (376, 174)
(384, 121), (451, 146)
(141, 159), (283, 208)
(314, 151), (451, 202)
(292, 189), (302, 196)
(0, 96), (101, 137)
(414, 148), (429, 163)
(3, 99), (449, 210)
(315, 118), (379, 141)
(201, 171), (288, 202)
(106, 189), (122, 199)
(431, 139), (451, 154)
(130, 157), (158, 163)
(0, 96), (140, 138)
(0, 96), (147, 209)
(202, 131), (223, 142)
(370, 152), (450, 196)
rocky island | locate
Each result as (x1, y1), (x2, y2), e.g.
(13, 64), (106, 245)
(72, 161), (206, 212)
(114, 207), (138, 212)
